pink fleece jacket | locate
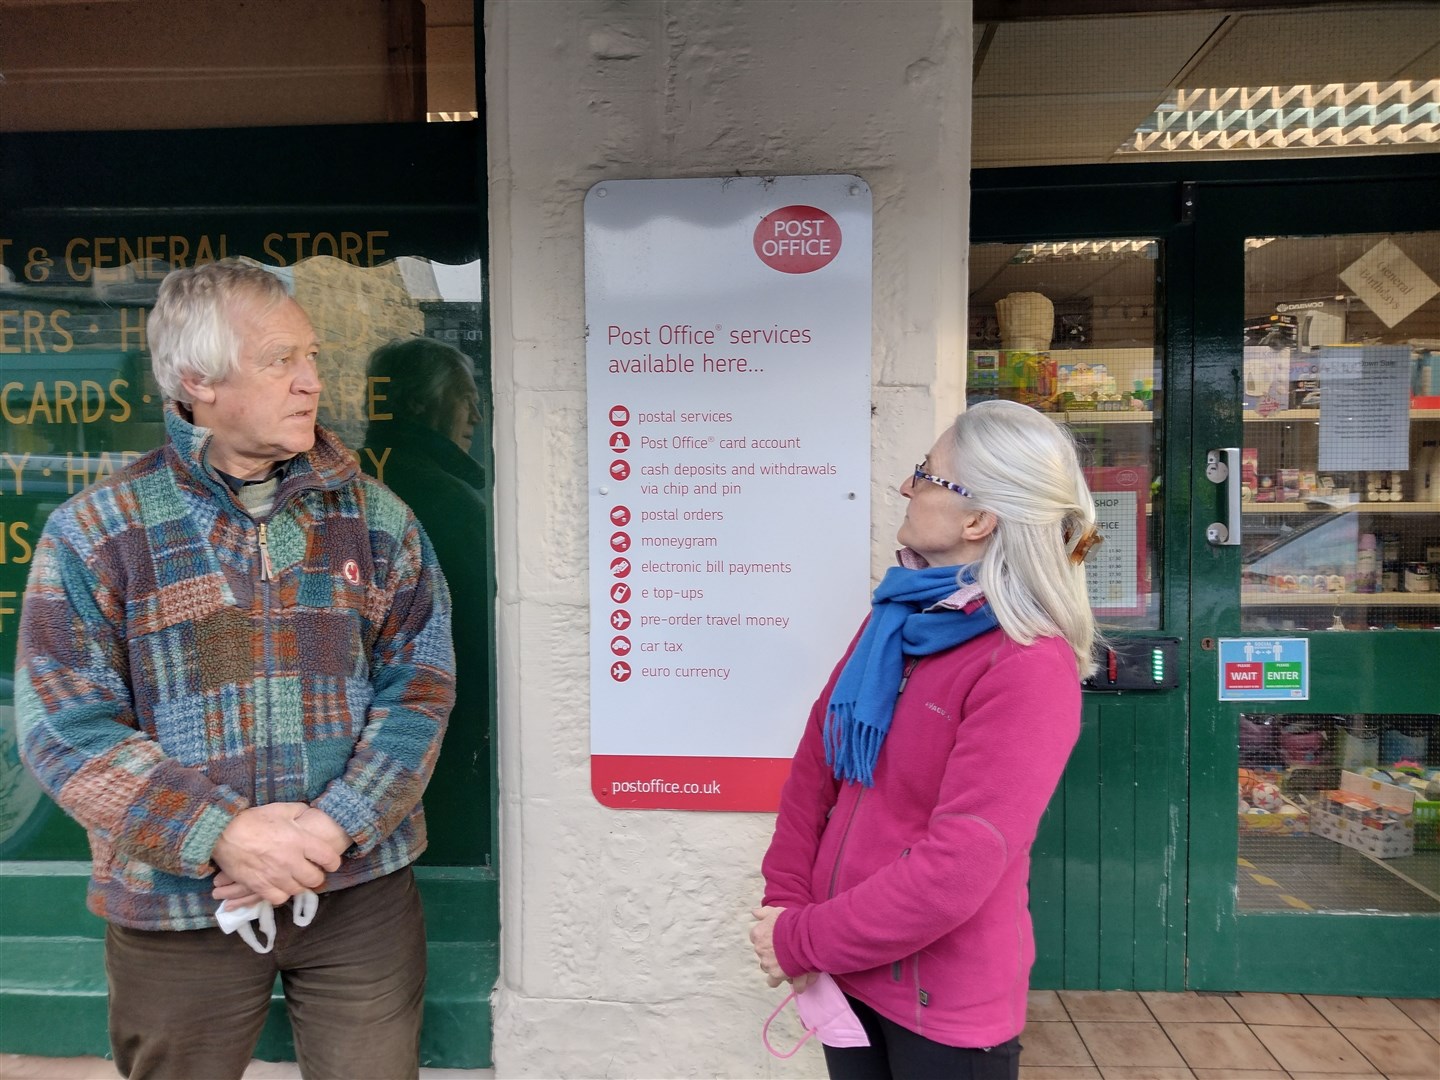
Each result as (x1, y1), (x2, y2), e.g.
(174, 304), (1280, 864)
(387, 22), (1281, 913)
(761, 623), (1080, 1049)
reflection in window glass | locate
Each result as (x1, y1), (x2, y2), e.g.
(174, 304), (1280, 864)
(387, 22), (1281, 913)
(1241, 232), (1440, 632)
(0, 256), (492, 865)
(968, 239), (1163, 628)
(1238, 712), (1440, 914)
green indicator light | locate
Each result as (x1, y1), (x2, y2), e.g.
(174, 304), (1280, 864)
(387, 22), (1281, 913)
(1151, 648), (1164, 683)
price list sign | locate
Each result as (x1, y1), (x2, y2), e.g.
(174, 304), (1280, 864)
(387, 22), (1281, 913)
(586, 176), (872, 810)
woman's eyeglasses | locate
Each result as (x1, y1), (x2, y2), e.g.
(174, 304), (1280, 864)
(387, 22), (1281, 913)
(913, 464), (972, 497)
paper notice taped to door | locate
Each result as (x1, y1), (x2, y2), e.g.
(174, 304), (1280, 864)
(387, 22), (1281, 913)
(1339, 238), (1439, 329)
(1318, 345), (1411, 471)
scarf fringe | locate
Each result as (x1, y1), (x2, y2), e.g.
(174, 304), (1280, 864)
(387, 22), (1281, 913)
(824, 703), (884, 788)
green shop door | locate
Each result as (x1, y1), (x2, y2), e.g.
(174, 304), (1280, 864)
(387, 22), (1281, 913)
(970, 175), (1197, 991)
(1187, 169), (1440, 997)
(975, 156), (1440, 996)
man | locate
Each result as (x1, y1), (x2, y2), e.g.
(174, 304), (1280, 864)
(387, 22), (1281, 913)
(16, 260), (454, 1079)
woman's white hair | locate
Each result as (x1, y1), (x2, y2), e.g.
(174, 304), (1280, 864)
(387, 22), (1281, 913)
(941, 399), (1099, 676)
(148, 259), (291, 404)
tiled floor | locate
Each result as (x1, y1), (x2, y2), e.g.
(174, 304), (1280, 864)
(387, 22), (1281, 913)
(1022, 990), (1440, 1080)
(0, 1058), (491, 1079)
(1, 991), (1435, 1079)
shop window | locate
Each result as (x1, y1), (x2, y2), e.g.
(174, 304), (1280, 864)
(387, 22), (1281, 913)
(1238, 712), (1439, 914)
(968, 238), (1163, 628)
(1240, 231), (1440, 632)
(0, 254), (492, 865)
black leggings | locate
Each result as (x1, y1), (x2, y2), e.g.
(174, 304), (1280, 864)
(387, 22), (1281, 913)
(822, 993), (1021, 1080)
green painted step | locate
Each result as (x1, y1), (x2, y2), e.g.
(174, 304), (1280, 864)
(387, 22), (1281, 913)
(0, 864), (498, 1069)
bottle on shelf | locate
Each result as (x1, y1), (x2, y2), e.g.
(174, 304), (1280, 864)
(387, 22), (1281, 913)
(1364, 471), (1403, 502)
(1414, 439), (1440, 504)
(1355, 532), (1378, 593)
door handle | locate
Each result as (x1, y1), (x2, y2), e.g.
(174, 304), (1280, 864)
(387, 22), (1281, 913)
(1205, 447), (1242, 546)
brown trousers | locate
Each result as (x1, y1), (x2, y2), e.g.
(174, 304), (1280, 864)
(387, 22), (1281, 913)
(105, 867), (426, 1080)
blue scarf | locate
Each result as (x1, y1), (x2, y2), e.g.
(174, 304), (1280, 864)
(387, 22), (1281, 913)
(824, 564), (999, 786)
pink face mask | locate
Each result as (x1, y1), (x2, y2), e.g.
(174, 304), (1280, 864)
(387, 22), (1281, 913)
(762, 973), (871, 1058)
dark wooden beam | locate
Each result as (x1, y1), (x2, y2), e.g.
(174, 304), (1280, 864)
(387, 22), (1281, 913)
(386, 0), (427, 122)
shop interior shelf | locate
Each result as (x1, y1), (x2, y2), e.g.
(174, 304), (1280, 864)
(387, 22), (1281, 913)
(1243, 408), (1440, 423)
(1058, 411), (1154, 424)
(1243, 502), (1440, 514)
(1241, 591), (1440, 607)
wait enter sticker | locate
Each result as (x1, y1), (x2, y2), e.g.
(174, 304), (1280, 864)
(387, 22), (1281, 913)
(1218, 638), (1310, 701)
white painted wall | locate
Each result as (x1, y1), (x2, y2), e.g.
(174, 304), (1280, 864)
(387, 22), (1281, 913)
(485, 2), (973, 1074)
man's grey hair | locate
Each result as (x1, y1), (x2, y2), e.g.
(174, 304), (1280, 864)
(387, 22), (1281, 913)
(148, 259), (291, 404)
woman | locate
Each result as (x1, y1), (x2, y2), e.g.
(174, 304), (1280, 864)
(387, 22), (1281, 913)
(749, 399), (1100, 1080)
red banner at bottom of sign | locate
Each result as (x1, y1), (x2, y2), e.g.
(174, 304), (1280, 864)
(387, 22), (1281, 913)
(592, 754), (793, 811)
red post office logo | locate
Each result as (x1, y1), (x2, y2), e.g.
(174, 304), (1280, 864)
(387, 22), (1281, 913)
(754, 205), (841, 274)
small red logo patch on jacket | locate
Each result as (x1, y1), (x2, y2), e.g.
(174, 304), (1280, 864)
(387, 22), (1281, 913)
(341, 559), (361, 586)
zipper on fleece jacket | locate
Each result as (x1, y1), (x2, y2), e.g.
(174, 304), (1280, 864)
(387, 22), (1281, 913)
(891, 846), (912, 982)
(827, 789), (864, 900)
(826, 657), (920, 902)
(253, 488), (307, 806)
(257, 522), (275, 581)
(256, 519), (274, 804)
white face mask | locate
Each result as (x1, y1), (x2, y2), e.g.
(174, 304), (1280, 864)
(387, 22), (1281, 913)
(214, 890), (318, 954)
(762, 973), (870, 1058)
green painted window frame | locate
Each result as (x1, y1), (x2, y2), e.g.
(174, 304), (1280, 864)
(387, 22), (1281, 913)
(0, 121), (499, 1068)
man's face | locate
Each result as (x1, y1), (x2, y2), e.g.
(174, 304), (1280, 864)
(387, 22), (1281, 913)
(187, 296), (323, 479)
(445, 380), (483, 453)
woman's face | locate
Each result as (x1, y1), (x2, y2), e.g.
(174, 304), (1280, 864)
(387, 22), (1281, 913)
(896, 431), (992, 567)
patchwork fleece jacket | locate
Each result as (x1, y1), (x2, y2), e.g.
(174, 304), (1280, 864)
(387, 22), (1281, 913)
(17, 404), (455, 930)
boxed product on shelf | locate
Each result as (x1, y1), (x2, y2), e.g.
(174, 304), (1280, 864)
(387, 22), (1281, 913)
(1237, 797), (1310, 835)
(1279, 468), (1301, 501)
(1242, 342), (1290, 413)
(1289, 352), (1321, 409)
(1237, 768), (1309, 835)
(968, 350), (1001, 391)
(1414, 351), (1439, 407)
(1403, 563), (1432, 592)
(1311, 770), (1417, 859)
(966, 349), (1059, 408)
